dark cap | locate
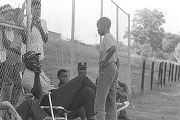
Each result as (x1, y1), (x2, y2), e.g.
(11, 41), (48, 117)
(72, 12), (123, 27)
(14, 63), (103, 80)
(78, 62), (87, 69)
(23, 50), (41, 62)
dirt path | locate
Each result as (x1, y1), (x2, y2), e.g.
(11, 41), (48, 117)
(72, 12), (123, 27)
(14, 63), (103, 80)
(126, 82), (180, 120)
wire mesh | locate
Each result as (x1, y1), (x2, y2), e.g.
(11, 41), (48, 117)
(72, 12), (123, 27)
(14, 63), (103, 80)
(0, 0), (130, 109)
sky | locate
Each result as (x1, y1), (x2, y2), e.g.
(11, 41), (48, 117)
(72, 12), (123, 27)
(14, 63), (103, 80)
(1, 0), (180, 45)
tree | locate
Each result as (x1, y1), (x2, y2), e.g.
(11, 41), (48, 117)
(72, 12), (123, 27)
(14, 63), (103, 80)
(131, 8), (166, 57)
(162, 33), (180, 53)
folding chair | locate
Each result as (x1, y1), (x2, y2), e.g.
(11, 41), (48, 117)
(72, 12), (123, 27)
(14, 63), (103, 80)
(40, 92), (68, 120)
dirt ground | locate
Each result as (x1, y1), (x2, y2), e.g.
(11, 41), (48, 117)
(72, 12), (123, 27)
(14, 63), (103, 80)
(126, 82), (180, 120)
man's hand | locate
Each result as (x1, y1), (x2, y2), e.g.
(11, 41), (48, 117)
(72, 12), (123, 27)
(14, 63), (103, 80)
(99, 60), (106, 71)
(33, 62), (42, 74)
(33, 19), (41, 29)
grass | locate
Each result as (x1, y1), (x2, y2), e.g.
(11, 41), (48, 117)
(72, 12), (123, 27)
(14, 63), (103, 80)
(43, 31), (176, 94)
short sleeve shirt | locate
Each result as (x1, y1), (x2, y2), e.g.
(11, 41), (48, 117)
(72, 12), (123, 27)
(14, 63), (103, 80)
(99, 33), (117, 62)
(22, 69), (55, 93)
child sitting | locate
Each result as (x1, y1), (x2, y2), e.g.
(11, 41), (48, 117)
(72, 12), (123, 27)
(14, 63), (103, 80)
(116, 81), (130, 120)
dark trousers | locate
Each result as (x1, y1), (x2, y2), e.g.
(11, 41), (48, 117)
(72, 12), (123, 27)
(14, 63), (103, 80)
(16, 75), (96, 120)
(68, 107), (86, 120)
(67, 87), (95, 117)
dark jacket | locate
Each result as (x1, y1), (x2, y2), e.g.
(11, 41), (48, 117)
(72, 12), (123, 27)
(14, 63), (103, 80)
(40, 75), (96, 108)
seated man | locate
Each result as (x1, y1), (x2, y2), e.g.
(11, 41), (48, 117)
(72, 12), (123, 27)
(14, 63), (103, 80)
(116, 81), (130, 120)
(63, 62), (90, 120)
(18, 50), (96, 120)
(57, 68), (86, 120)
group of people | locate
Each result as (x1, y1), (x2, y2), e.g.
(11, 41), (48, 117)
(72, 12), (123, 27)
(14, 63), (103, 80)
(0, 0), (130, 120)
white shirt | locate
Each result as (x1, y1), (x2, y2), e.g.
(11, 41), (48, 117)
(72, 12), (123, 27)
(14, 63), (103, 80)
(22, 68), (55, 93)
(99, 33), (117, 62)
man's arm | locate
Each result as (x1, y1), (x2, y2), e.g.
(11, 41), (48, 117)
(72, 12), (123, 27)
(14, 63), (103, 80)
(1, 28), (21, 55)
(18, 29), (28, 45)
(38, 25), (48, 43)
(34, 20), (48, 43)
(1, 28), (11, 49)
(83, 76), (97, 91)
(31, 63), (43, 99)
(99, 46), (116, 70)
(0, 102), (9, 110)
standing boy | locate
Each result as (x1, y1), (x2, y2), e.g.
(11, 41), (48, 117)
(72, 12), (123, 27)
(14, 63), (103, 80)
(95, 17), (117, 120)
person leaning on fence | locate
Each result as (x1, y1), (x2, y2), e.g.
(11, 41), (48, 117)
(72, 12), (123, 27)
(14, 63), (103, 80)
(24, 0), (48, 60)
(19, 50), (96, 120)
(95, 17), (118, 120)
(22, 0), (51, 93)
(0, 5), (27, 106)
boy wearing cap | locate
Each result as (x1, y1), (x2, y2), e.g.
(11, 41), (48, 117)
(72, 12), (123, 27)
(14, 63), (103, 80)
(78, 62), (87, 76)
(68, 62), (91, 120)
(95, 17), (118, 120)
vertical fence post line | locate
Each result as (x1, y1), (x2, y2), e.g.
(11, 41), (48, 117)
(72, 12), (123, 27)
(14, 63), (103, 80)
(141, 60), (146, 93)
(111, 0), (131, 94)
(127, 14), (131, 94)
(175, 65), (178, 82)
(150, 61), (155, 90)
(160, 62), (164, 87)
(168, 63), (172, 83)
(171, 64), (174, 82)
(158, 62), (162, 86)
(70, 0), (75, 79)
(26, 0), (32, 52)
(100, 0), (103, 44)
(61, 41), (64, 68)
(178, 65), (180, 80)
(163, 62), (167, 86)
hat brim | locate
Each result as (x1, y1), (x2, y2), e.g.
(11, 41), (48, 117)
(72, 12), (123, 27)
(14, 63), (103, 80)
(24, 52), (41, 62)
(78, 66), (87, 69)
(29, 53), (41, 59)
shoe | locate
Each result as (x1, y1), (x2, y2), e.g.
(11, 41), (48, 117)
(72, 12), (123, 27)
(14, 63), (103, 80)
(116, 101), (129, 113)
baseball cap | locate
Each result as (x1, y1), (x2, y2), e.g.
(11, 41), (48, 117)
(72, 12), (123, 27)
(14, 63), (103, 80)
(23, 50), (41, 62)
(78, 62), (87, 69)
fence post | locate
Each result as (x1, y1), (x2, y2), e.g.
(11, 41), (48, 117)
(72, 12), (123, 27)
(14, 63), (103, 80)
(163, 62), (167, 86)
(168, 63), (172, 83)
(171, 64), (174, 82)
(141, 60), (146, 93)
(158, 62), (162, 86)
(160, 62), (164, 87)
(178, 65), (180, 80)
(175, 65), (178, 82)
(150, 61), (155, 90)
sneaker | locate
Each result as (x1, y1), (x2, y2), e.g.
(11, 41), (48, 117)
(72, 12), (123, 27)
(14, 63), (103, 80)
(116, 101), (129, 113)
